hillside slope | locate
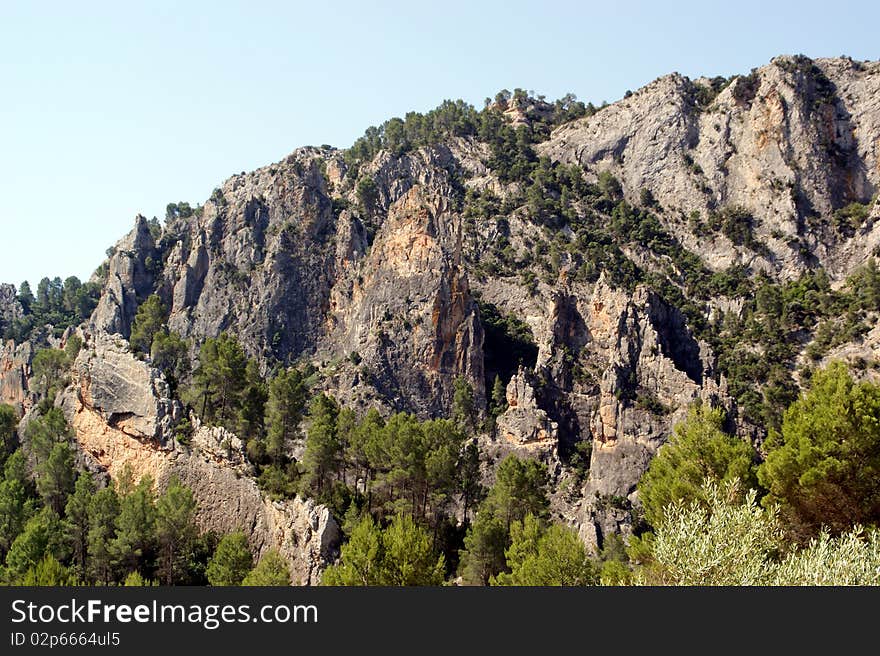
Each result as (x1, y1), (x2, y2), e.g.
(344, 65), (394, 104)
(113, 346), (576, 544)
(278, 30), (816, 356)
(3, 54), (879, 564)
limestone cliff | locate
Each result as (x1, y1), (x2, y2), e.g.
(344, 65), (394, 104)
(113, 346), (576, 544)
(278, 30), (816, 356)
(541, 56), (880, 280)
(0, 340), (33, 413)
(56, 332), (339, 584)
(6, 54), (880, 555)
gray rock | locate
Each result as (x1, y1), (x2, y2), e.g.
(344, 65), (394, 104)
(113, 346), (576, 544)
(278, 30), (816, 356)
(495, 366), (558, 444)
(540, 56), (880, 282)
(0, 284), (23, 334)
(62, 331), (177, 441)
(91, 215), (158, 337)
(0, 339), (33, 413)
(57, 333), (340, 584)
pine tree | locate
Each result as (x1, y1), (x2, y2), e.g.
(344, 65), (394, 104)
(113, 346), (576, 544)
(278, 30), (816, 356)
(265, 368), (308, 463)
(346, 408), (384, 507)
(150, 330), (189, 391)
(458, 509), (508, 585)
(207, 532), (254, 586)
(638, 403), (757, 528)
(758, 361), (880, 540)
(112, 476), (157, 577)
(30, 350), (70, 402)
(238, 361), (268, 441)
(155, 478), (197, 585)
(129, 295), (167, 355)
(123, 570), (157, 586)
(87, 486), (120, 584)
(492, 514), (598, 586)
(36, 442), (75, 515)
(485, 454), (549, 530)
(18, 281), (34, 313)
(0, 404), (18, 465)
(301, 394), (340, 497)
(380, 514), (445, 585)
(321, 515), (382, 586)
(491, 375), (507, 416)
(190, 332), (248, 424)
(0, 450), (36, 558)
(452, 377), (477, 433)
(458, 441), (483, 523)
(458, 454), (549, 584)
(64, 473), (94, 578)
(321, 514), (444, 586)
(25, 408), (72, 466)
(241, 549), (291, 586)
(21, 554), (77, 586)
(6, 508), (68, 580)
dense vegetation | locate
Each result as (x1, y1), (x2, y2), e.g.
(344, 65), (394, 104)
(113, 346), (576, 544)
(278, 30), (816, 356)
(625, 364), (880, 584)
(4, 86), (880, 586)
(1, 276), (100, 343)
(0, 407), (289, 586)
(343, 89), (594, 177)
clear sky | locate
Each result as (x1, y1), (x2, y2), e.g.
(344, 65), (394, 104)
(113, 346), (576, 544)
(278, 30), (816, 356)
(1, 0), (877, 288)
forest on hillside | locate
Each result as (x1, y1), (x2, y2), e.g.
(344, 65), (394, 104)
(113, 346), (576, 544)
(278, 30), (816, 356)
(3, 78), (880, 586)
(1, 343), (878, 585)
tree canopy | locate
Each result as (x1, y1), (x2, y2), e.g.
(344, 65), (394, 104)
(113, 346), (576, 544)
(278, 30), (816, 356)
(321, 514), (444, 586)
(758, 362), (880, 540)
(638, 403), (758, 527)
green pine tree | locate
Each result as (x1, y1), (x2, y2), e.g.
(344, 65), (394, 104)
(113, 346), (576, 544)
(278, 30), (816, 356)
(241, 549), (291, 586)
(264, 368), (308, 463)
(638, 403), (757, 528)
(206, 532), (253, 586)
(112, 476), (157, 577)
(87, 486), (120, 584)
(64, 473), (95, 578)
(155, 478), (198, 585)
(129, 295), (167, 355)
(492, 514), (598, 586)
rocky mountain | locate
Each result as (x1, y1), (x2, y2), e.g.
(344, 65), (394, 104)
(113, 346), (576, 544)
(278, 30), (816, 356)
(3, 54), (880, 575)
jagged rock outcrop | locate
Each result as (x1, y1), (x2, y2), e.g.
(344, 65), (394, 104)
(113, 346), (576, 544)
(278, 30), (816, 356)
(85, 146), (487, 419)
(57, 333), (339, 584)
(160, 153), (338, 361)
(91, 215), (158, 337)
(189, 419), (251, 472)
(158, 451), (339, 585)
(541, 56), (880, 280)
(0, 284), (23, 332)
(0, 340), (33, 412)
(496, 366), (557, 445)
(62, 331), (179, 440)
(577, 277), (727, 545)
(326, 184), (485, 416)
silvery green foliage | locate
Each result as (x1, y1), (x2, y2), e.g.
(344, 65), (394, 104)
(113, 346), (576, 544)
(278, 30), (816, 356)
(639, 479), (880, 586)
(641, 479), (784, 585)
(771, 528), (880, 586)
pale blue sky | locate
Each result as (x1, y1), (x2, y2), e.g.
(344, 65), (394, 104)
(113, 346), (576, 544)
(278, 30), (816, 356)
(1, 0), (877, 287)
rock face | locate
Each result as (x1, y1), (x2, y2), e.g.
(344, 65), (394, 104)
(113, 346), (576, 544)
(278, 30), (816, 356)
(0, 340), (33, 412)
(496, 366), (558, 445)
(66, 332), (179, 440)
(0, 284), (23, 334)
(584, 278), (725, 538)
(326, 183), (485, 416)
(540, 56), (880, 281)
(94, 147), (485, 419)
(57, 333), (339, 584)
(91, 215), (158, 337)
